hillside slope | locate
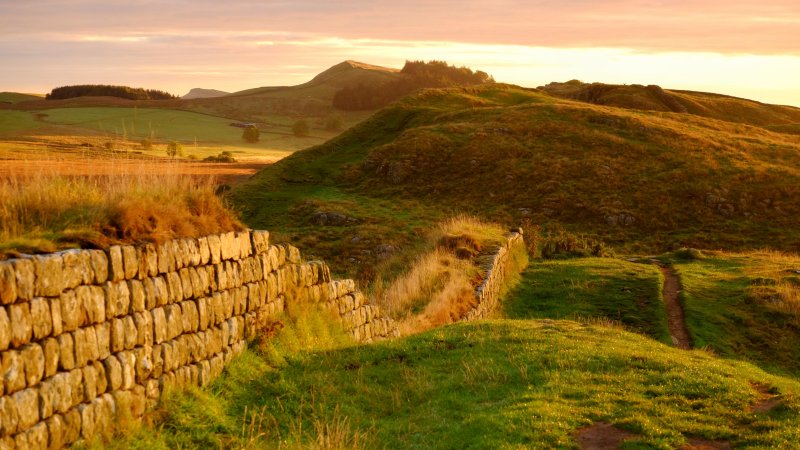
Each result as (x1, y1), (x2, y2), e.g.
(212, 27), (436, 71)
(181, 87), (230, 99)
(108, 320), (800, 448)
(233, 83), (800, 268)
(541, 81), (800, 131)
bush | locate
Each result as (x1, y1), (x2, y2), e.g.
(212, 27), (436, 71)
(203, 151), (237, 163)
(674, 247), (705, 260)
(140, 138), (153, 150)
(539, 228), (611, 259)
(242, 125), (259, 143)
(166, 141), (184, 158)
(292, 119), (309, 137)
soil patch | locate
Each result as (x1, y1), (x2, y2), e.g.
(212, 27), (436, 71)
(575, 422), (635, 449)
(749, 382), (782, 413)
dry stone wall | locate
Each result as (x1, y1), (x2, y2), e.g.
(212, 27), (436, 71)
(462, 230), (526, 321)
(0, 230), (396, 449)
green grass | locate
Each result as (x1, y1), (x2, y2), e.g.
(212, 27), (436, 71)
(504, 258), (671, 344)
(665, 251), (800, 376)
(104, 319), (800, 449)
(0, 110), (39, 135)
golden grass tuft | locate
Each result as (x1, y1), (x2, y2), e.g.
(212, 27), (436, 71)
(0, 163), (242, 257)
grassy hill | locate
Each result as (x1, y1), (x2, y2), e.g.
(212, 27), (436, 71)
(106, 319), (800, 449)
(0, 92), (43, 103)
(181, 88), (230, 99)
(232, 83), (800, 284)
(541, 81), (800, 131)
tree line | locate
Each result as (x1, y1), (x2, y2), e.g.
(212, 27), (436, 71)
(46, 84), (177, 100)
(332, 60), (493, 111)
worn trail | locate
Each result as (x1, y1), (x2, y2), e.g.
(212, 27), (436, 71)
(652, 261), (692, 350)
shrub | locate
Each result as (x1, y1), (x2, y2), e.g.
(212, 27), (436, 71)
(540, 228), (611, 259)
(242, 125), (259, 143)
(325, 114), (344, 132)
(166, 141), (184, 158)
(292, 119), (309, 137)
(140, 138), (153, 150)
(203, 151), (237, 163)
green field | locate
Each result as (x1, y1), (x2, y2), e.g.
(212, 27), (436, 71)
(0, 110), (40, 135)
(0, 92), (43, 103)
(504, 258), (671, 344)
(104, 318), (800, 449)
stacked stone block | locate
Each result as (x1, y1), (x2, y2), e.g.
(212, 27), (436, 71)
(0, 229), (396, 449)
(462, 231), (525, 321)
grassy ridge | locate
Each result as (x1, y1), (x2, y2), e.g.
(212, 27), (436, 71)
(103, 319), (800, 449)
(233, 83), (800, 284)
(0, 92), (43, 104)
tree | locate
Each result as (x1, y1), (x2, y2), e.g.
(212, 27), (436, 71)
(166, 141), (184, 158)
(292, 119), (309, 137)
(242, 125), (260, 143)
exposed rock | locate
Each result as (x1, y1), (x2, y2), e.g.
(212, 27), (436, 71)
(311, 211), (359, 226)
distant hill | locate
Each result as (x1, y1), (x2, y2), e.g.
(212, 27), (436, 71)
(181, 88), (230, 99)
(234, 83), (800, 275)
(541, 80), (800, 132)
(0, 92), (43, 103)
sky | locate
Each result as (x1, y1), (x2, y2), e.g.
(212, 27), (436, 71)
(1, 0), (799, 106)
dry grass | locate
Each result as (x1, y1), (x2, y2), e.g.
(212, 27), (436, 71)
(372, 216), (509, 334)
(0, 161), (242, 257)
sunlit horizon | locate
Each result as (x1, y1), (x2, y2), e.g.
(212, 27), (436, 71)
(2, 1), (799, 107)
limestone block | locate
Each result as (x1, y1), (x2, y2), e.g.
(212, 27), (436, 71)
(0, 262), (17, 305)
(133, 347), (152, 384)
(189, 268), (204, 299)
(214, 264), (227, 291)
(26, 299), (51, 342)
(145, 378), (160, 404)
(160, 342), (174, 373)
(107, 246), (124, 283)
(77, 402), (96, 441)
(94, 323), (110, 360)
(60, 250), (90, 290)
(46, 413), (65, 450)
(105, 280), (130, 318)
(87, 250), (108, 284)
(82, 363), (98, 402)
(109, 318), (125, 354)
(156, 241), (172, 274)
(164, 304), (183, 340)
(122, 316), (137, 351)
(207, 234), (221, 265)
(173, 239), (187, 270)
(139, 244), (158, 279)
(132, 312), (153, 347)
(128, 279), (145, 313)
(181, 301), (199, 334)
(187, 239), (201, 267)
(58, 290), (80, 333)
(56, 333), (75, 371)
(102, 356), (122, 392)
(0, 307), (9, 352)
(151, 307), (167, 344)
(166, 272), (183, 303)
(24, 421), (48, 450)
(48, 298), (62, 338)
(0, 394), (19, 436)
(42, 338), (59, 378)
(196, 297), (209, 331)
(61, 409), (81, 446)
(178, 268), (193, 300)
(92, 360), (107, 396)
(223, 290), (235, 320)
(75, 286), (103, 326)
(150, 344), (163, 379)
(31, 254), (64, 297)
(11, 259), (34, 302)
(250, 230), (269, 255)
(230, 261), (242, 288)
(13, 387), (39, 432)
(21, 343), (44, 387)
(194, 238), (209, 266)
(120, 245), (138, 280)
(217, 232), (231, 261)
(9, 303), (32, 348)
(85, 326), (100, 363)
(72, 328), (89, 369)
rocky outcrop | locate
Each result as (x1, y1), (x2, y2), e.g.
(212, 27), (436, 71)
(0, 230), (396, 449)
